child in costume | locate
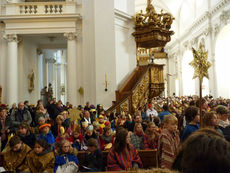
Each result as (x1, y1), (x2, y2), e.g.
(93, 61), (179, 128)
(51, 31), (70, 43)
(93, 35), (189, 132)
(38, 123), (55, 147)
(27, 139), (55, 173)
(158, 114), (180, 169)
(99, 127), (114, 150)
(72, 126), (84, 151)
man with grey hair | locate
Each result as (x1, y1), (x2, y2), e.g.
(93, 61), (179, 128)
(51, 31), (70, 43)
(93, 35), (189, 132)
(10, 102), (32, 129)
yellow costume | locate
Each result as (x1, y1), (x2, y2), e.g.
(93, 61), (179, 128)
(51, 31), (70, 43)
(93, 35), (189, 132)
(27, 149), (55, 173)
(3, 143), (31, 172)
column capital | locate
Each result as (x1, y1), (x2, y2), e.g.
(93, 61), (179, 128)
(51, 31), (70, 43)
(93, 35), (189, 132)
(64, 32), (77, 41)
(4, 34), (18, 42)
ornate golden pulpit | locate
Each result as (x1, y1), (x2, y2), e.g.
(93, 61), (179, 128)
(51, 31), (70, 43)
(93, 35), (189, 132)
(106, 0), (173, 114)
(149, 64), (164, 98)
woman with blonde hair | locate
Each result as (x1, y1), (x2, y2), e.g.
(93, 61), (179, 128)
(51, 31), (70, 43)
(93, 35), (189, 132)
(55, 139), (79, 173)
(130, 123), (144, 149)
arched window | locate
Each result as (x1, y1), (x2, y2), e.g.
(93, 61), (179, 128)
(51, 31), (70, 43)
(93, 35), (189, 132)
(215, 24), (230, 98)
(182, 50), (195, 95)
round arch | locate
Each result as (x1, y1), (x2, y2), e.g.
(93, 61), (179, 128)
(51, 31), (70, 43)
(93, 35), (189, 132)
(215, 23), (230, 98)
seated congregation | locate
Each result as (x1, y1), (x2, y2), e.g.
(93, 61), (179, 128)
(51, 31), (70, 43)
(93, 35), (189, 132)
(0, 96), (229, 173)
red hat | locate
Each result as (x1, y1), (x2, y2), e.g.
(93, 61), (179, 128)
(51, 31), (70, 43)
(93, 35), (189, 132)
(148, 104), (152, 108)
(105, 121), (110, 126)
(39, 123), (51, 130)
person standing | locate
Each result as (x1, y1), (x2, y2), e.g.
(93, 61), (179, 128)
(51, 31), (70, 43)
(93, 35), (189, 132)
(146, 104), (158, 122)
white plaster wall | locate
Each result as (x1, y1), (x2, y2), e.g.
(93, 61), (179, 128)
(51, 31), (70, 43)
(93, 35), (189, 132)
(168, 56), (176, 96)
(82, 0), (96, 105)
(0, 24), (7, 103)
(94, 0), (116, 109)
(82, 0), (136, 108)
(115, 19), (136, 88)
(166, 0), (230, 98)
(211, 0), (221, 8)
(18, 37), (40, 104)
(179, 1), (195, 33)
(195, 0), (208, 19)
(114, 0), (135, 15)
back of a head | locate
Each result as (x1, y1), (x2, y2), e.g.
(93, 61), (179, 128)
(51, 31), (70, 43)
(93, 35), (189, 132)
(35, 139), (50, 150)
(203, 111), (216, 127)
(216, 105), (229, 115)
(163, 104), (169, 111)
(9, 135), (21, 148)
(87, 138), (98, 148)
(114, 127), (128, 153)
(184, 106), (198, 123)
(180, 128), (230, 173)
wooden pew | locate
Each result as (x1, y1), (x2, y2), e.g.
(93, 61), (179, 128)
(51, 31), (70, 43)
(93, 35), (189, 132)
(138, 149), (158, 168)
(77, 149), (158, 169)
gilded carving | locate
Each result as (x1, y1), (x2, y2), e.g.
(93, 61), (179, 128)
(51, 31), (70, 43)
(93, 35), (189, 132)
(132, 0), (174, 48)
(132, 70), (150, 112)
(120, 100), (129, 113)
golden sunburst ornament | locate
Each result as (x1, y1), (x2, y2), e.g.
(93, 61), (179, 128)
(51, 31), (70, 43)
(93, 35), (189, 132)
(189, 43), (211, 82)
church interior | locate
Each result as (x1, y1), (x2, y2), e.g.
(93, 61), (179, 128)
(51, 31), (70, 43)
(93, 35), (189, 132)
(0, 0), (230, 172)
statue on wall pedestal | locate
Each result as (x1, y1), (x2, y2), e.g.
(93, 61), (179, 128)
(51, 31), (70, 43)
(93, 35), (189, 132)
(40, 83), (53, 107)
(48, 83), (53, 101)
(41, 86), (48, 107)
(28, 70), (35, 93)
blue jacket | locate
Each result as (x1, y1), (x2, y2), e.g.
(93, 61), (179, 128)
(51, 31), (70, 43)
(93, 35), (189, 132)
(181, 123), (200, 142)
(38, 132), (55, 145)
(54, 154), (79, 173)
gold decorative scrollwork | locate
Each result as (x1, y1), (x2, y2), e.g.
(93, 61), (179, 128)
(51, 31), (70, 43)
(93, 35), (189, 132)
(132, 0), (174, 48)
(132, 70), (150, 112)
(120, 100), (129, 113)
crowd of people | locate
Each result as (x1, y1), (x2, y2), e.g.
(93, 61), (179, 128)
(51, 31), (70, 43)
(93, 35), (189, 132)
(0, 95), (229, 173)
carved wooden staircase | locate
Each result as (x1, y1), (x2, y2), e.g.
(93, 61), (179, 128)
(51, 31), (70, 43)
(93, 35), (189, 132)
(107, 64), (164, 114)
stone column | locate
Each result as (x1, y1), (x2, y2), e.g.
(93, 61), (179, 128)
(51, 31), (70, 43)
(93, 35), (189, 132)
(5, 34), (18, 105)
(64, 32), (78, 106)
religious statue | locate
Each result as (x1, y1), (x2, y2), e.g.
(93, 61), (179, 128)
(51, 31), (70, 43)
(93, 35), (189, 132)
(47, 83), (53, 101)
(41, 86), (48, 107)
(28, 70), (34, 93)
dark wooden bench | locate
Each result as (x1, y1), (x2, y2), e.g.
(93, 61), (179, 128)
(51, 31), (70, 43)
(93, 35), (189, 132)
(77, 149), (158, 169)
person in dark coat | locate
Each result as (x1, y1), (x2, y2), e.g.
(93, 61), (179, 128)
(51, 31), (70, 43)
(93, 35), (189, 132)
(10, 102), (32, 128)
(81, 138), (104, 172)
(17, 122), (36, 148)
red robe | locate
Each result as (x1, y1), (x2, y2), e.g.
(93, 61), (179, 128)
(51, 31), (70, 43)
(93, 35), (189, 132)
(107, 144), (143, 171)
